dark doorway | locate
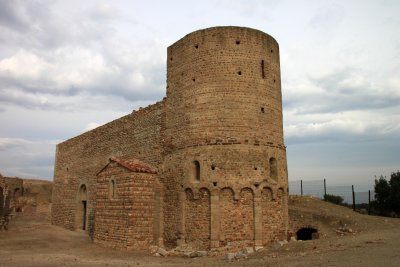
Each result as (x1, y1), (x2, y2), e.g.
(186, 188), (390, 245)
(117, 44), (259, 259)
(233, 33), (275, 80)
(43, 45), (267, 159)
(296, 227), (318, 241)
(77, 184), (88, 231)
(82, 200), (87, 230)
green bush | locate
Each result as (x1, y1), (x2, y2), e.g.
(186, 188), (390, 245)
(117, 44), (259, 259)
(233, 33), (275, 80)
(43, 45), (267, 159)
(324, 194), (344, 205)
(374, 171), (400, 214)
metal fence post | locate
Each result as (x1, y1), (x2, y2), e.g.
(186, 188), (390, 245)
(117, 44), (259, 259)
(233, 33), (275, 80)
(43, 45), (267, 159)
(352, 185), (355, 211)
(301, 180), (303, 196)
(368, 190), (371, 215)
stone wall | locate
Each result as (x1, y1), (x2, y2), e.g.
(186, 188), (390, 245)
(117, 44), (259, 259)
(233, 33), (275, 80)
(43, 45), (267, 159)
(93, 159), (162, 250)
(51, 101), (165, 235)
(4, 177), (23, 200)
(185, 188), (211, 250)
(0, 174), (4, 215)
(219, 188), (254, 248)
(162, 26), (288, 248)
(51, 26), (289, 251)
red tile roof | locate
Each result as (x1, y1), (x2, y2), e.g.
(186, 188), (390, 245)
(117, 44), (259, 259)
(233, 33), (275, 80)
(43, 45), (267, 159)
(109, 157), (157, 174)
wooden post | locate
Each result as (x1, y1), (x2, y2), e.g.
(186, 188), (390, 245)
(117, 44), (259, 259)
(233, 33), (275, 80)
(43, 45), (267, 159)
(323, 178), (327, 200)
(301, 180), (303, 196)
(352, 185), (356, 211)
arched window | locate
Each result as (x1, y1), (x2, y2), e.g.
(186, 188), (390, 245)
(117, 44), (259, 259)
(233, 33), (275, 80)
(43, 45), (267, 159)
(109, 179), (117, 199)
(269, 157), (278, 181)
(193, 160), (200, 181)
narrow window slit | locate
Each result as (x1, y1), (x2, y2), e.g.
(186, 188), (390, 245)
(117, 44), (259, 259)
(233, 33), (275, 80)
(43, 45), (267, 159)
(261, 60), (265, 79)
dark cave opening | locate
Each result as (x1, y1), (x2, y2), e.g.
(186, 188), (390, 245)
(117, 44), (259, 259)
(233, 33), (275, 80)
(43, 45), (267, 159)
(296, 227), (319, 241)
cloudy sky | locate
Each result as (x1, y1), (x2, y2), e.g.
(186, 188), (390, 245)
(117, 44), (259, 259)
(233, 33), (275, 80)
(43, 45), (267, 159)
(0, 0), (399, 188)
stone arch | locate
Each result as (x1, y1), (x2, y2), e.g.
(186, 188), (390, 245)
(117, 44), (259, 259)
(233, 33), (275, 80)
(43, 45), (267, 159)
(261, 186), (275, 244)
(13, 188), (22, 199)
(269, 157), (278, 181)
(185, 188), (194, 200)
(4, 190), (11, 215)
(76, 184), (88, 231)
(185, 187), (210, 249)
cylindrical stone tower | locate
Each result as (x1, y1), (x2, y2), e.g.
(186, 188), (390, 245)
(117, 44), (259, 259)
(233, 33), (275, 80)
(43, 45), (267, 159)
(162, 26), (288, 250)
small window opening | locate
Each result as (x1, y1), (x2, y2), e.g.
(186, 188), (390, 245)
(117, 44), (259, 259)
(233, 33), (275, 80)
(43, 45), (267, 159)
(254, 167), (258, 170)
(170, 57), (173, 61)
(270, 49), (273, 53)
(254, 183), (259, 188)
(193, 161), (200, 181)
(192, 78), (196, 82)
(296, 228), (319, 241)
(236, 40), (240, 45)
(274, 79), (276, 83)
(261, 107), (265, 113)
(195, 44), (199, 49)
(237, 71), (242, 75)
(110, 179), (116, 199)
(261, 60), (265, 79)
(211, 166), (216, 170)
(213, 182), (218, 187)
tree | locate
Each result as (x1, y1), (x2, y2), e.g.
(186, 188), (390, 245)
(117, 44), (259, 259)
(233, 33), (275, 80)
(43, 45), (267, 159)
(374, 175), (390, 211)
(374, 171), (400, 214)
(388, 171), (400, 213)
(324, 194), (344, 205)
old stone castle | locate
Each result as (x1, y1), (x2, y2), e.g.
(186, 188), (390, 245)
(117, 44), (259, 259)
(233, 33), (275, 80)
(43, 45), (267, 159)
(51, 26), (289, 251)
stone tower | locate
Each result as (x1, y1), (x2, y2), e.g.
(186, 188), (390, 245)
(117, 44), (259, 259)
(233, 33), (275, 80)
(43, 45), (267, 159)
(162, 27), (288, 249)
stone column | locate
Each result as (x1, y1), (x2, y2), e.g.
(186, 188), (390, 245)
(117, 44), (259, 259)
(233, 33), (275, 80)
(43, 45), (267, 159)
(254, 192), (263, 246)
(210, 189), (220, 248)
(177, 191), (186, 245)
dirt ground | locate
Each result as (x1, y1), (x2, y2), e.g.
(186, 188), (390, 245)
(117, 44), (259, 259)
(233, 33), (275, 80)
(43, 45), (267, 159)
(1, 195), (400, 267)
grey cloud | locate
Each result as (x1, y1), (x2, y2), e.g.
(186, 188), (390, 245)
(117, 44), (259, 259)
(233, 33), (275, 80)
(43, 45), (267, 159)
(0, 1), (32, 32)
(309, 3), (345, 30)
(283, 68), (400, 114)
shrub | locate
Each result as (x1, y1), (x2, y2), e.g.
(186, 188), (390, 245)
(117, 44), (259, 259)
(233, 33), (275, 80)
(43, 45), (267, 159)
(324, 194), (344, 205)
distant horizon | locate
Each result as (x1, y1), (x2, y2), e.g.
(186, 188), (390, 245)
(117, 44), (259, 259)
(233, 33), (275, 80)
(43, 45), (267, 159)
(0, 1), (399, 186)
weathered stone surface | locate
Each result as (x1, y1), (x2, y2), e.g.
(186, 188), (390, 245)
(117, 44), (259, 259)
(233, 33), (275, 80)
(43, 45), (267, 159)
(51, 26), (289, 251)
(189, 250), (208, 258)
(235, 251), (247, 259)
(156, 247), (169, 257)
(225, 252), (236, 261)
(243, 246), (254, 254)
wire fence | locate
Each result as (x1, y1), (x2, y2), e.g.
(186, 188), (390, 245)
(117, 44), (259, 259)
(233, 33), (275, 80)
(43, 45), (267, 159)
(288, 179), (375, 206)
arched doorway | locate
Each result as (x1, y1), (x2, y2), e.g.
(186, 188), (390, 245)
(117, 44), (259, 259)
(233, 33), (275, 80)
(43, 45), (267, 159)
(77, 184), (88, 231)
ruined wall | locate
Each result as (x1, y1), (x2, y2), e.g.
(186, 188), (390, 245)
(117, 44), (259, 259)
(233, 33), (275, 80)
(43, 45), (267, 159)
(165, 26), (284, 149)
(4, 177), (23, 200)
(51, 101), (165, 235)
(184, 188), (211, 250)
(0, 174), (4, 215)
(162, 27), (288, 248)
(261, 187), (287, 244)
(93, 161), (161, 250)
(219, 188), (254, 248)
(51, 26), (289, 250)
